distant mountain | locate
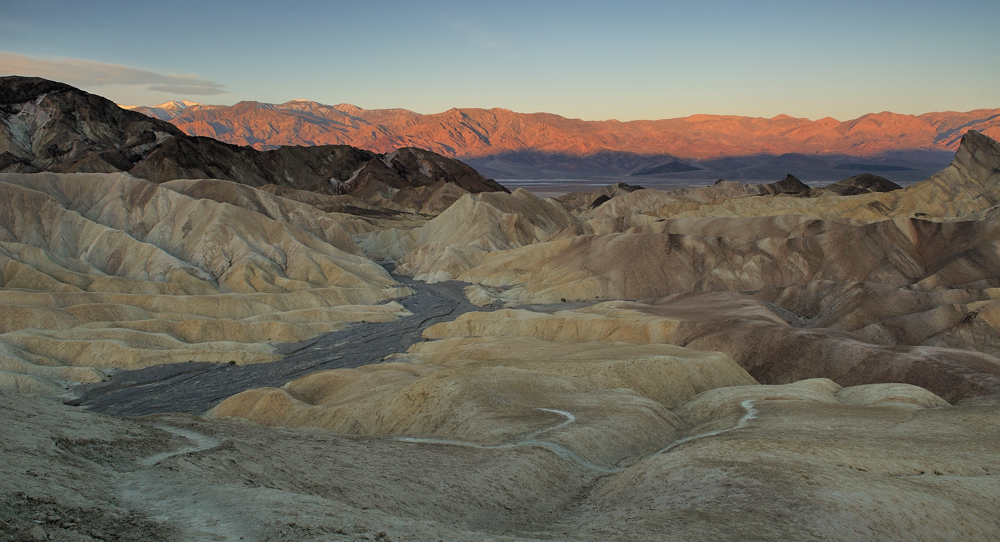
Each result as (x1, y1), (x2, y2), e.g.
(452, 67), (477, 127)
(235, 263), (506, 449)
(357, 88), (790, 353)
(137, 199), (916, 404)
(120, 98), (998, 182)
(0, 77), (506, 205)
(132, 99), (1000, 162)
(122, 100), (204, 120)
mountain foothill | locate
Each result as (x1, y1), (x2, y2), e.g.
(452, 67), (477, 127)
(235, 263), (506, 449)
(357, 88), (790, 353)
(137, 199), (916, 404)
(1, 76), (999, 541)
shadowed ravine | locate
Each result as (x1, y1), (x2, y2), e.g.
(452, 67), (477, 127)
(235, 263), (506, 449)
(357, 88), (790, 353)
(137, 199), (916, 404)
(71, 270), (490, 416)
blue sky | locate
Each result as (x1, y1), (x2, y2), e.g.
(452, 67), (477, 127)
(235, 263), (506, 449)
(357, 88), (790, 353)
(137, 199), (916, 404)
(0, 0), (997, 120)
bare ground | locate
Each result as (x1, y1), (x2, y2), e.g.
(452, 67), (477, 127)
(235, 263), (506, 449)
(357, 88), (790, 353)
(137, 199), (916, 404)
(5, 388), (999, 541)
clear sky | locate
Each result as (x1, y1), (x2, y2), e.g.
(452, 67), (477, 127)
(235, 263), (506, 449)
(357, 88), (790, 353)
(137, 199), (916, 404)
(0, 0), (997, 121)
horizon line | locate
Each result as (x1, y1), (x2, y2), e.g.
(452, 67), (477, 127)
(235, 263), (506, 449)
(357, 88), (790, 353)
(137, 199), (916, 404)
(117, 99), (1000, 125)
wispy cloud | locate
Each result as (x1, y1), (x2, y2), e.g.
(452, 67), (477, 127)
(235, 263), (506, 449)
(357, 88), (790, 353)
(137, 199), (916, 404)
(0, 52), (226, 95)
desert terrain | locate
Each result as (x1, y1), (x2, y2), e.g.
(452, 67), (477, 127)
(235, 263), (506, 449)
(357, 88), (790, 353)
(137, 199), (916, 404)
(1, 77), (999, 541)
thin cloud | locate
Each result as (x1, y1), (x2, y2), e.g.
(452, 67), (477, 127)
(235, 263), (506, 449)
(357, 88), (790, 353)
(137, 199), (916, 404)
(0, 51), (226, 95)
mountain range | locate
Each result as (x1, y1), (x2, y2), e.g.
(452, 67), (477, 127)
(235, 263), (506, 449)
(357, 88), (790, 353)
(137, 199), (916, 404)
(0, 77), (506, 211)
(126, 99), (1000, 182)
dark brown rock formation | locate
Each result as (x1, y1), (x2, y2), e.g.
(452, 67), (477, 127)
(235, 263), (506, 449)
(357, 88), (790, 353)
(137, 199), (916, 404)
(0, 76), (506, 201)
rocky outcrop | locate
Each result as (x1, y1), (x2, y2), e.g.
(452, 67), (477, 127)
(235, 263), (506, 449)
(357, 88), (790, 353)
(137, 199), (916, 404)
(821, 173), (902, 195)
(555, 182), (645, 212)
(761, 174), (810, 195)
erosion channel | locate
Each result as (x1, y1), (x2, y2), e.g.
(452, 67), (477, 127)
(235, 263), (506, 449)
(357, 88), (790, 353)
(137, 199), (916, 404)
(71, 269), (495, 416)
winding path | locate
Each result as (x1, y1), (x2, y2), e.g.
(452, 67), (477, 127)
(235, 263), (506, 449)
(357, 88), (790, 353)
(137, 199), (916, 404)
(118, 422), (249, 541)
(397, 408), (624, 473)
(394, 401), (760, 474)
(652, 400), (758, 456)
(141, 424), (223, 466)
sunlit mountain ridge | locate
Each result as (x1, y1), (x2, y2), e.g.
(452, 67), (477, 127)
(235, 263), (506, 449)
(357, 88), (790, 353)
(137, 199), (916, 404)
(129, 99), (1000, 160)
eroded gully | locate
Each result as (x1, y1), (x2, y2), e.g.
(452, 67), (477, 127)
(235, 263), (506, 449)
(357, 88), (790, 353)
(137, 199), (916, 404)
(71, 271), (489, 417)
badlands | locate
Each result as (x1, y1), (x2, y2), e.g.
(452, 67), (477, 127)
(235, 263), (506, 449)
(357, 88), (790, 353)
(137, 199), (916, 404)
(1, 77), (1000, 541)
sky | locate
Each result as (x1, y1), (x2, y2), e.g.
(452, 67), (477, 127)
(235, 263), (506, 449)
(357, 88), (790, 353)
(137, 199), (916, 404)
(0, 0), (997, 121)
